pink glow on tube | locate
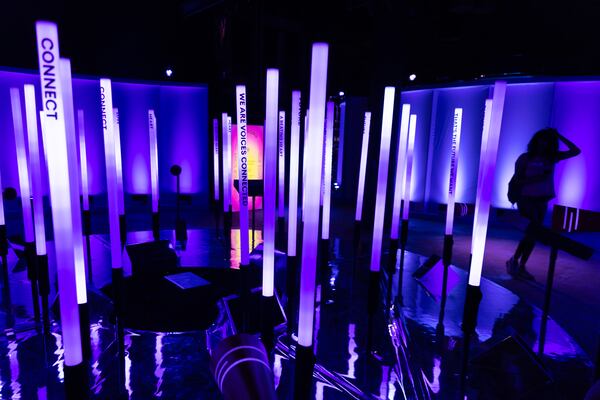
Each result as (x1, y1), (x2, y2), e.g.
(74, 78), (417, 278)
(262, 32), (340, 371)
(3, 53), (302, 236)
(298, 43), (328, 347)
(444, 108), (463, 235)
(35, 20), (82, 366)
(212, 118), (220, 201)
(278, 111), (286, 217)
(369, 87), (396, 272)
(24, 85), (47, 256)
(10, 88), (34, 243)
(321, 101), (334, 240)
(113, 108), (125, 215)
(402, 115), (417, 221)
(263, 68), (279, 297)
(77, 110), (90, 211)
(287, 91), (301, 257)
(148, 110), (159, 213)
(469, 82), (506, 287)
(390, 104), (411, 239)
(355, 112), (371, 222)
(235, 85), (250, 265)
(221, 113), (231, 212)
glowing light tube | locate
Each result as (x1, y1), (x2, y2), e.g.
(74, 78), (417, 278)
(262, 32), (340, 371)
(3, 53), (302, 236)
(321, 101), (334, 240)
(302, 112), (309, 219)
(100, 79), (122, 269)
(24, 85), (47, 256)
(77, 110), (90, 211)
(113, 108), (125, 216)
(298, 43), (328, 347)
(60, 58), (87, 304)
(355, 112), (371, 222)
(212, 118), (220, 201)
(148, 110), (159, 213)
(369, 87), (396, 272)
(278, 111), (286, 218)
(445, 108), (463, 235)
(221, 113), (232, 212)
(35, 20), (82, 366)
(235, 85), (250, 265)
(335, 101), (346, 187)
(287, 91), (301, 257)
(263, 68), (279, 297)
(10, 88), (34, 244)
(469, 82), (506, 287)
(390, 104), (411, 239)
(402, 115), (418, 221)
(0, 168), (5, 226)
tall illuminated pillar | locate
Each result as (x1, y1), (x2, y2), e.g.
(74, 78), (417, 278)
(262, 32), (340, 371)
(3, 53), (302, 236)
(113, 109), (126, 244)
(78, 109), (93, 288)
(221, 113), (232, 215)
(400, 114), (417, 248)
(148, 110), (159, 238)
(390, 104), (411, 245)
(235, 86), (250, 267)
(355, 112), (371, 223)
(443, 108), (463, 266)
(278, 111), (286, 218)
(212, 118), (220, 202)
(335, 101), (346, 187)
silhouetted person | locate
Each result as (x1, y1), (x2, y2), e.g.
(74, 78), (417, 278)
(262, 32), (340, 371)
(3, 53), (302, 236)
(506, 128), (580, 279)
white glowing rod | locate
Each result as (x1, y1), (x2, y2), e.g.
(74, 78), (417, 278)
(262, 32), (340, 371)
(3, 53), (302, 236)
(0, 169), (5, 226)
(390, 104), (411, 239)
(369, 87), (396, 272)
(469, 82), (506, 287)
(221, 113), (231, 212)
(278, 110), (286, 218)
(24, 85), (47, 256)
(10, 89), (34, 244)
(77, 110), (90, 211)
(287, 91), (301, 257)
(35, 20), (82, 366)
(235, 85), (250, 265)
(445, 108), (463, 235)
(113, 108), (125, 215)
(263, 68), (279, 297)
(355, 112), (371, 222)
(100, 79), (121, 269)
(302, 111), (309, 219)
(148, 110), (159, 213)
(321, 101), (334, 240)
(60, 58), (87, 304)
(212, 118), (220, 201)
(402, 115), (418, 221)
(298, 43), (328, 347)
(335, 101), (346, 186)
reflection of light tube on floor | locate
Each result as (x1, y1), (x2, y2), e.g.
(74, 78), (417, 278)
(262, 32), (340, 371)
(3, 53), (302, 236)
(77, 110), (90, 211)
(113, 108), (125, 216)
(148, 110), (159, 214)
(212, 118), (220, 201)
(321, 101), (334, 240)
(355, 112), (371, 222)
(445, 108), (463, 235)
(235, 85), (250, 265)
(287, 91), (301, 257)
(402, 114), (418, 222)
(390, 104), (411, 239)
(278, 111), (286, 218)
(369, 87), (395, 272)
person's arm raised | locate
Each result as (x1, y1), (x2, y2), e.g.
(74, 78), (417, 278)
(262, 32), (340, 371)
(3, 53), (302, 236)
(556, 132), (581, 160)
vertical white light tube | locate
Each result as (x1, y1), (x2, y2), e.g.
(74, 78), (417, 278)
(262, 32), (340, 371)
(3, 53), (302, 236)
(369, 87), (396, 272)
(402, 115), (417, 221)
(24, 85), (47, 256)
(469, 82), (506, 286)
(278, 111), (286, 217)
(287, 91), (301, 257)
(10, 88), (35, 244)
(355, 112), (371, 222)
(335, 101), (346, 187)
(212, 118), (220, 201)
(221, 113), (231, 212)
(263, 68), (279, 297)
(148, 110), (159, 213)
(298, 43), (328, 347)
(113, 108), (125, 216)
(390, 104), (411, 239)
(77, 110), (90, 211)
(302, 112), (309, 219)
(0, 169), (5, 226)
(235, 85), (250, 265)
(445, 108), (463, 235)
(321, 101), (334, 240)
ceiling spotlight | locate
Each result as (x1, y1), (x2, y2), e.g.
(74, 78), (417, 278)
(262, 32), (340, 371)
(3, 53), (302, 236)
(338, 91), (345, 97)
(166, 69), (173, 77)
(409, 74), (416, 81)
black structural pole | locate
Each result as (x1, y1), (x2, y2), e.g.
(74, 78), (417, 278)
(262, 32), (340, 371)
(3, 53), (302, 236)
(538, 245), (558, 356)
(83, 209), (93, 284)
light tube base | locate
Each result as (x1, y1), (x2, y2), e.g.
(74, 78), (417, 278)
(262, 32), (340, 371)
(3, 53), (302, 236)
(37, 254), (50, 333)
(353, 221), (361, 255)
(400, 219), (409, 249)
(461, 283), (482, 334)
(294, 343), (315, 400)
(25, 241), (41, 322)
(79, 302), (91, 360)
(367, 270), (380, 316)
(443, 234), (454, 267)
(0, 225), (8, 257)
(64, 362), (89, 399)
(260, 295), (274, 354)
(82, 209), (92, 237)
(387, 239), (399, 274)
(152, 212), (160, 241)
(277, 217), (286, 251)
(285, 255), (298, 335)
(119, 214), (127, 247)
(237, 263), (251, 333)
(176, 218), (188, 243)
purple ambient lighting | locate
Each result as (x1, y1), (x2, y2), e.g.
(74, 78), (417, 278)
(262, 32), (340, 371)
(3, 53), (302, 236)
(221, 113), (232, 212)
(402, 114), (418, 221)
(335, 101), (346, 187)
(24, 85), (47, 256)
(321, 101), (334, 240)
(235, 85), (250, 265)
(298, 43), (328, 347)
(212, 118), (220, 201)
(370, 87), (396, 272)
(355, 111), (371, 222)
(10, 88), (35, 243)
(469, 82), (506, 286)
(287, 91), (301, 257)
(263, 68), (279, 297)
(390, 104), (411, 239)
(77, 110), (90, 211)
(278, 110), (286, 218)
(35, 20), (82, 366)
(148, 110), (159, 213)
(445, 108), (463, 235)
(113, 108), (125, 215)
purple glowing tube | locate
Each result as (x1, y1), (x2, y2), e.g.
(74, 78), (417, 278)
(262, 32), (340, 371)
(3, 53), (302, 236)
(401, 115), (417, 221)
(469, 82), (506, 287)
(278, 111), (286, 218)
(390, 104), (411, 239)
(148, 110), (159, 213)
(445, 108), (463, 236)
(35, 20), (82, 366)
(321, 101), (334, 240)
(10, 88), (35, 244)
(297, 43), (328, 347)
(335, 101), (346, 187)
(369, 87), (396, 272)
(77, 110), (90, 211)
(263, 68), (279, 297)
(287, 91), (301, 257)
(221, 113), (231, 212)
(24, 85), (47, 256)
(355, 112), (371, 222)
(213, 118), (220, 201)
(113, 108), (125, 216)
(235, 85), (250, 265)
(301, 111), (309, 220)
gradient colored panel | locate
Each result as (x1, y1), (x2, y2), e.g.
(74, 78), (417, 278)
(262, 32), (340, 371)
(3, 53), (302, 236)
(402, 114), (417, 221)
(148, 110), (159, 212)
(231, 125), (263, 211)
(212, 118), (220, 201)
(113, 108), (125, 215)
(77, 110), (90, 210)
(235, 85), (250, 265)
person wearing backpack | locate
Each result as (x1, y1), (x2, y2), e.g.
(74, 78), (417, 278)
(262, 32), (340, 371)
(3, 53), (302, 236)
(506, 128), (580, 279)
